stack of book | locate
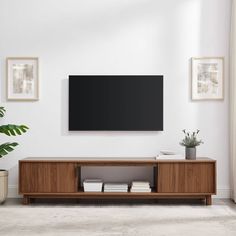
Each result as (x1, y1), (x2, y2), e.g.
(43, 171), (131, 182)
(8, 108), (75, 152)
(83, 179), (103, 192)
(130, 181), (151, 192)
(104, 183), (128, 192)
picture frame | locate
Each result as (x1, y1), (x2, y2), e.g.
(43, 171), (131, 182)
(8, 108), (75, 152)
(191, 57), (224, 100)
(6, 57), (39, 101)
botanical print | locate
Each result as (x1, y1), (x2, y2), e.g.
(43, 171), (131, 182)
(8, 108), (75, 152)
(192, 57), (224, 100)
(12, 64), (34, 94)
(197, 63), (219, 95)
(7, 57), (39, 100)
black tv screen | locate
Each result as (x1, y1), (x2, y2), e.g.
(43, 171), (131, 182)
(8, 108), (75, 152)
(69, 75), (163, 131)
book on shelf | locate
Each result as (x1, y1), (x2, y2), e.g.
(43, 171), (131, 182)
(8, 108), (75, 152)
(130, 189), (151, 193)
(104, 183), (128, 192)
(104, 187), (128, 190)
(104, 183), (128, 185)
(132, 181), (150, 186)
(130, 181), (151, 193)
(131, 187), (150, 190)
(104, 190), (128, 192)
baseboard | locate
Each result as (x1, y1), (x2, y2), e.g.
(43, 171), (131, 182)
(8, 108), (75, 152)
(7, 185), (231, 199)
(214, 187), (231, 199)
(8, 185), (21, 198)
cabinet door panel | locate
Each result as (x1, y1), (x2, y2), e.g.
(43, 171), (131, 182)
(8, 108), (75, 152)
(20, 162), (77, 193)
(184, 163), (215, 193)
(157, 163), (185, 192)
(157, 163), (215, 193)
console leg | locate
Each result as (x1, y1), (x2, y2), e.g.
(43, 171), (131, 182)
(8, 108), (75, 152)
(206, 196), (212, 205)
(23, 196), (30, 205)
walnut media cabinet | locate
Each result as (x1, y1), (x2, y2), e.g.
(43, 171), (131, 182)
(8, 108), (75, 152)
(19, 157), (216, 205)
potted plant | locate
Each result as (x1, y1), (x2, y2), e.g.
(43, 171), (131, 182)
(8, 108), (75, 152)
(0, 107), (28, 204)
(180, 129), (203, 160)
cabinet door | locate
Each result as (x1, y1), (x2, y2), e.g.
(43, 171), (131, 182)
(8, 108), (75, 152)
(157, 162), (216, 193)
(19, 162), (78, 193)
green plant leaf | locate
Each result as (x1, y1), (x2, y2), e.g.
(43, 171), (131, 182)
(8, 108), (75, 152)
(0, 107), (6, 118)
(0, 107), (28, 158)
(0, 142), (18, 158)
(180, 129), (203, 148)
(0, 124), (29, 136)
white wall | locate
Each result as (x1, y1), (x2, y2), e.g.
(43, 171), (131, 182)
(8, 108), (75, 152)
(0, 0), (232, 198)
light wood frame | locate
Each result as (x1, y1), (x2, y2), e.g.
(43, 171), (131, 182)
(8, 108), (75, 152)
(6, 57), (39, 101)
(191, 57), (224, 101)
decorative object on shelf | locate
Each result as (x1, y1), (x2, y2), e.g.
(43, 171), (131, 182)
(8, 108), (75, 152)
(160, 150), (176, 155)
(180, 129), (203, 160)
(156, 154), (184, 160)
(0, 107), (29, 204)
(6, 57), (39, 101)
(83, 179), (103, 192)
(191, 57), (224, 100)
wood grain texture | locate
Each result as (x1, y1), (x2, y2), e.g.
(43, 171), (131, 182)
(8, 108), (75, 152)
(206, 195), (212, 205)
(157, 162), (216, 194)
(19, 162), (77, 193)
(19, 158), (216, 205)
(23, 193), (208, 200)
(20, 157), (215, 163)
(22, 192), (211, 196)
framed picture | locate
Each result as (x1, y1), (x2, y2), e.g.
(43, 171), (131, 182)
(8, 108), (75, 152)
(191, 57), (224, 100)
(6, 57), (39, 101)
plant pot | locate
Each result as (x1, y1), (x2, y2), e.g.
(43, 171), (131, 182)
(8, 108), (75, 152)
(0, 170), (8, 204)
(185, 147), (196, 160)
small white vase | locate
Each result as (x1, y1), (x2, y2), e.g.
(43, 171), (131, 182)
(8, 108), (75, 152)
(0, 170), (8, 204)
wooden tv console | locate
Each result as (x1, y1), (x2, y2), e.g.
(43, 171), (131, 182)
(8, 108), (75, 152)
(19, 157), (216, 205)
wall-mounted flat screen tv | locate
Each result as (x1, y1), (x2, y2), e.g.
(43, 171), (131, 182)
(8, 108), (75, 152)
(69, 75), (163, 131)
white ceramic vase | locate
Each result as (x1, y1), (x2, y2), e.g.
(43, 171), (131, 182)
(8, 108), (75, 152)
(0, 170), (8, 204)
